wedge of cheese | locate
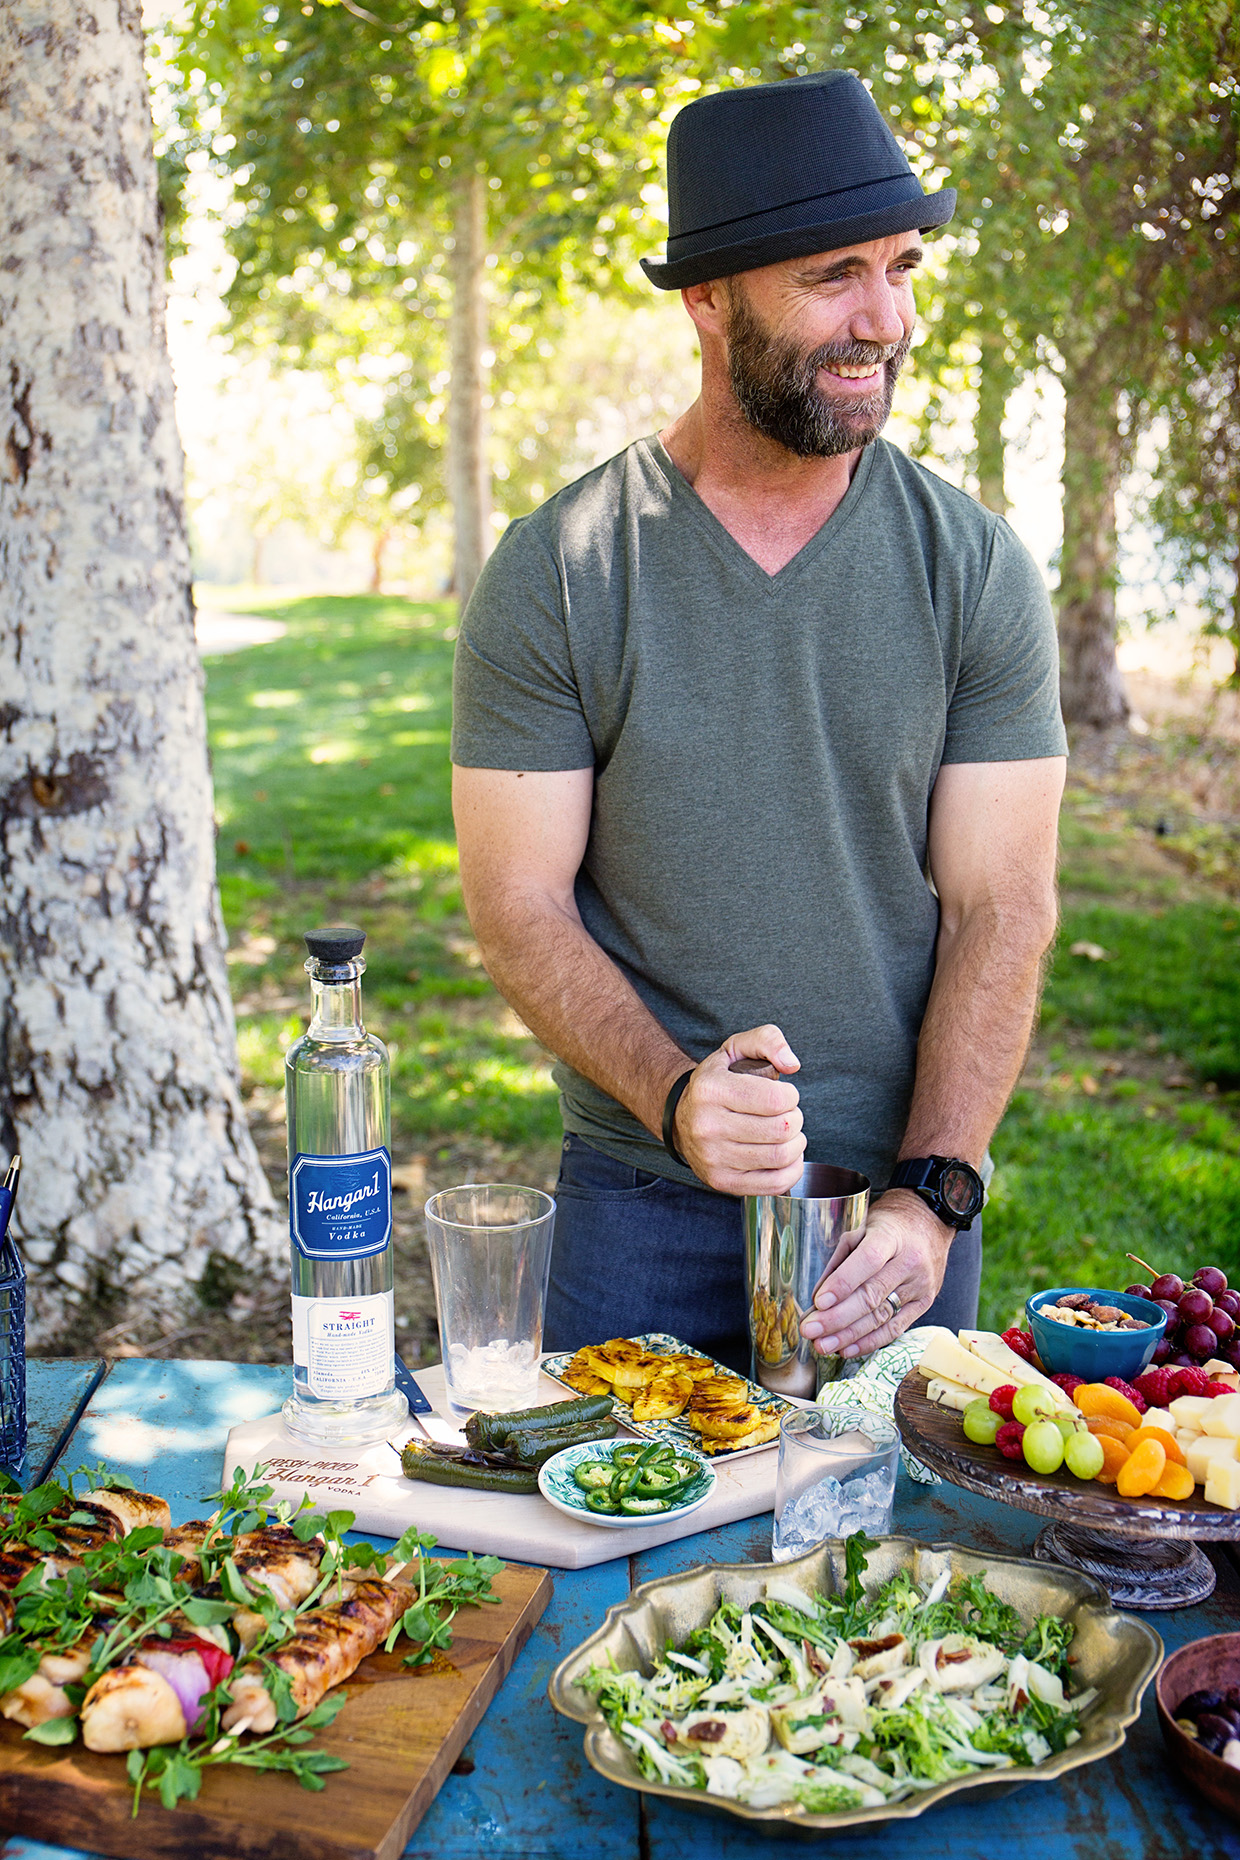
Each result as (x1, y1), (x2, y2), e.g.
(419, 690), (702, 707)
(917, 1330), (1070, 1415)
(955, 1330), (1077, 1415)
(926, 1376), (979, 1412)
(1186, 1435), (1239, 1484)
(1204, 1458), (1240, 1510)
(1201, 1394), (1240, 1439)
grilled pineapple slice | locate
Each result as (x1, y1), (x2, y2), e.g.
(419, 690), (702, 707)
(691, 1403), (762, 1439)
(697, 1413), (782, 1454)
(578, 1339), (646, 1384)
(631, 1369), (693, 1422)
(606, 1351), (669, 1393)
(656, 1351), (715, 1382)
(560, 1352), (611, 1395)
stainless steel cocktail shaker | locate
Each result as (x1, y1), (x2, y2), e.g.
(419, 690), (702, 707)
(744, 1162), (870, 1398)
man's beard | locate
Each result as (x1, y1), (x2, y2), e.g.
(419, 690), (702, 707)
(723, 284), (911, 459)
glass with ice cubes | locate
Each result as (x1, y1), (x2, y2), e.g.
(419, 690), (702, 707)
(771, 1407), (898, 1561)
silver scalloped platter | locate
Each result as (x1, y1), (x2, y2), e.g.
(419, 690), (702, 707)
(547, 1536), (1163, 1837)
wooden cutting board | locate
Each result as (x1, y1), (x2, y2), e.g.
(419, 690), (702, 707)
(0, 1558), (550, 1860)
(223, 1363), (781, 1569)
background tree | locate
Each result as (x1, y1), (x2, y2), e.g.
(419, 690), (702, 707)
(0, 0), (282, 1341)
(906, 0), (1240, 725)
(177, 0), (702, 602)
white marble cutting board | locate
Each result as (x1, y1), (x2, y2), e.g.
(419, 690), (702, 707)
(223, 1362), (779, 1569)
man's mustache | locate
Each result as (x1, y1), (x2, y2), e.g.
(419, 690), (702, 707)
(805, 335), (911, 373)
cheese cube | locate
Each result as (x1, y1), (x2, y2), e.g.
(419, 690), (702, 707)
(1142, 1407), (1176, 1434)
(1204, 1459), (1240, 1510)
(1187, 1436), (1240, 1484)
(1201, 1394), (1240, 1439)
(1203, 1361), (1240, 1389)
(1169, 1395), (1214, 1426)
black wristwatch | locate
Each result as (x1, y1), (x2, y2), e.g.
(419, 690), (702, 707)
(889, 1155), (985, 1230)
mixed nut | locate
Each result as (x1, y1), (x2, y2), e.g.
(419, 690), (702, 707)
(1040, 1293), (1152, 1332)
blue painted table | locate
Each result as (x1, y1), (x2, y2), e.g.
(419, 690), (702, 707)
(5, 1359), (1240, 1860)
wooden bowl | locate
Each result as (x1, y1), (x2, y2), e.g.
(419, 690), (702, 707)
(1155, 1632), (1240, 1822)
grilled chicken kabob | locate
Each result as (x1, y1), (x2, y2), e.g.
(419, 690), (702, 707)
(0, 1493), (344, 1745)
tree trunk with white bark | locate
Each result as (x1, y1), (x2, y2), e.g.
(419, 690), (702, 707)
(0, 0), (282, 1343)
(447, 166), (491, 609)
(1057, 366), (1130, 727)
(975, 334), (1010, 517)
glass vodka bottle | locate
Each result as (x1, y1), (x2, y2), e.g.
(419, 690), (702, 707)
(282, 925), (408, 1444)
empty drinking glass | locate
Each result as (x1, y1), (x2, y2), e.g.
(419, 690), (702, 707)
(424, 1184), (555, 1410)
(772, 1407), (899, 1561)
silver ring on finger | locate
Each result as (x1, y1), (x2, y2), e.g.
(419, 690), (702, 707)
(885, 1291), (902, 1320)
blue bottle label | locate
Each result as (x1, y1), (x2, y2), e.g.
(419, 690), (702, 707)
(290, 1148), (392, 1260)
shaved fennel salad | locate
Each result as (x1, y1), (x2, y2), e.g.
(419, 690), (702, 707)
(581, 1535), (1098, 1816)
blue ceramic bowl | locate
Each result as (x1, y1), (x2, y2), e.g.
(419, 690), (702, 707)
(1026, 1286), (1167, 1383)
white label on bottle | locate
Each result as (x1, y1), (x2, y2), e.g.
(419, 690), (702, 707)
(291, 1291), (394, 1401)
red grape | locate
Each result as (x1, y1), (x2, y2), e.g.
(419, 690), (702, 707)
(1152, 1339), (1174, 1364)
(1184, 1324), (1219, 1360)
(1193, 1266), (1229, 1299)
(1209, 1309), (1236, 1341)
(1220, 1339), (1240, 1372)
(1151, 1274), (1184, 1302)
(1125, 1283), (1152, 1300)
(1179, 1288), (1213, 1324)
(1172, 1351), (1197, 1368)
(1218, 1291), (1240, 1319)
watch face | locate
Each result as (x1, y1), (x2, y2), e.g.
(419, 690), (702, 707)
(942, 1165), (980, 1218)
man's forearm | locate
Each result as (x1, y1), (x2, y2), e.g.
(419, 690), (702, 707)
(898, 895), (1056, 1168)
(471, 890), (689, 1138)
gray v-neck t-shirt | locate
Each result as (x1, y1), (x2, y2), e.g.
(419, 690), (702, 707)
(451, 435), (1066, 1190)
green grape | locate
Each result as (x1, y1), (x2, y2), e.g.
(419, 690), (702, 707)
(1011, 1384), (1056, 1427)
(1022, 1419), (1066, 1475)
(1054, 1414), (1084, 1442)
(962, 1399), (1002, 1445)
(1063, 1429), (1106, 1480)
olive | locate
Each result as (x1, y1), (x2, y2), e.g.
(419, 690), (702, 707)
(1196, 1712), (1233, 1755)
(1179, 1689), (1226, 1717)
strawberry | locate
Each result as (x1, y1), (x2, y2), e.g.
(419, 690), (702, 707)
(995, 1421), (1026, 1460)
(989, 1384), (1018, 1421)
(1103, 1375), (1147, 1413)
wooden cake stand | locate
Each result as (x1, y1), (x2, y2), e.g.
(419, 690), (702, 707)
(894, 1370), (1240, 1610)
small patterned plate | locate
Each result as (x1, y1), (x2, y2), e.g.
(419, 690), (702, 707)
(541, 1331), (791, 1459)
(538, 1439), (716, 1530)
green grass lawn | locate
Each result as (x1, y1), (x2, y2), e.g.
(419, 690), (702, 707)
(205, 591), (1240, 1347)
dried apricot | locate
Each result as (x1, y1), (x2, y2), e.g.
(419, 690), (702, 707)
(1095, 1435), (1132, 1483)
(1074, 1383), (1143, 1428)
(1116, 1437), (1167, 1498)
(1127, 1426), (1187, 1467)
(1086, 1414), (1136, 1443)
(1150, 1461), (1195, 1502)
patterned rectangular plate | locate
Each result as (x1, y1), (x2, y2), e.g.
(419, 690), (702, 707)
(541, 1331), (791, 1459)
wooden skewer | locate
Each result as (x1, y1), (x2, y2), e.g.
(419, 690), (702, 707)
(209, 1716), (254, 1753)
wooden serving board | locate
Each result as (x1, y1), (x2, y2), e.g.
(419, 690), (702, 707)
(224, 1363), (782, 1569)
(0, 1559), (551, 1860)
(894, 1370), (1240, 1540)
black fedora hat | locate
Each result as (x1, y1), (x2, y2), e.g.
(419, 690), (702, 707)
(641, 73), (955, 290)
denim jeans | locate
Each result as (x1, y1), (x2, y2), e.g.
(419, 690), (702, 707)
(543, 1132), (983, 1375)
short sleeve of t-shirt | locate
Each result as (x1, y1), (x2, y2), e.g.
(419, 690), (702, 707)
(451, 515), (594, 770)
(941, 516), (1068, 765)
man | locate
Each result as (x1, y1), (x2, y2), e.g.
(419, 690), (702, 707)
(450, 74), (1067, 1373)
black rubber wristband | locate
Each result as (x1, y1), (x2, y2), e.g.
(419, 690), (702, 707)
(661, 1067), (695, 1168)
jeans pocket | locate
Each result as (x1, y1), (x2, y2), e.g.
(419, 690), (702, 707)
(557, 1136), (669, 1198)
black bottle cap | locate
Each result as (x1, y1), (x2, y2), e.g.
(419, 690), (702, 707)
(304, 925), (366, 964)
